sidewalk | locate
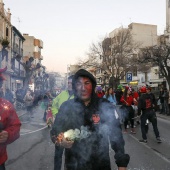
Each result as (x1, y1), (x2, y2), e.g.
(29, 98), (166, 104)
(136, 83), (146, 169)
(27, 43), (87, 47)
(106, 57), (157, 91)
(156, 112), (170, 121)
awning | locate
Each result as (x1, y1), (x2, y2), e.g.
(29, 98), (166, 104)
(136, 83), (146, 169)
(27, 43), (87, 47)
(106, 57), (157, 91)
(129, 81), (138, 85)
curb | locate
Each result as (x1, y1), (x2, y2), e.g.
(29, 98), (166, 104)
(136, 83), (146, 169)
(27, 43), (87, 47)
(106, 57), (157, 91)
(156, 112), (170, 121)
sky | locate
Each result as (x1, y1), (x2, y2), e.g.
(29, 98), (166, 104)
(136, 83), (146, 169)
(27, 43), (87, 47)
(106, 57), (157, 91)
(3, 0), (166, 74)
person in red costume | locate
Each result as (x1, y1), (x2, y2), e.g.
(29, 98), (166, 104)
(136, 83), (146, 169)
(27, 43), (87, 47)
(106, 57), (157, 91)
(120, 86), (136, 134)
(0, 66), (21, 170)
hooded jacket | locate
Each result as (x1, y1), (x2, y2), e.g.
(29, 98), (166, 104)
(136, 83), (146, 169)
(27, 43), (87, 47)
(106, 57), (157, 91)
(0, 98), (21, 165)
(51, 69), (129, 170)
(51, 90), (74, 116)
(138, 93), (155, 115)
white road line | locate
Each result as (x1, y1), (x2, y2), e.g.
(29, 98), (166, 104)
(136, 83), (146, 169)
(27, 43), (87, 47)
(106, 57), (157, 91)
(129, 134), (170, 164)
(20, 125), (48, 136)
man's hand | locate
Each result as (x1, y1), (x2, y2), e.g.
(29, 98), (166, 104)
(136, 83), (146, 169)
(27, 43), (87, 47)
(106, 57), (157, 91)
(118, 167), (126, 170)
(55, 133), (74, 148)
(60, 137), (74, 148)
(0, 130), (8, 143)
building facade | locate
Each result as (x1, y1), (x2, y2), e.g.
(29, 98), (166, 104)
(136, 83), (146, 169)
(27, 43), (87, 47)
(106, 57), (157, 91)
(108, 22), (160, 88)
(23, 33), (44, 90)
(0, 0), (13, 92)
(10, 26), (25, 91)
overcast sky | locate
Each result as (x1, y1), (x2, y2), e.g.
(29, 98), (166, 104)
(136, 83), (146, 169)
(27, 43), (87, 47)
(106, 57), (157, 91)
(3, 0), (166, 74)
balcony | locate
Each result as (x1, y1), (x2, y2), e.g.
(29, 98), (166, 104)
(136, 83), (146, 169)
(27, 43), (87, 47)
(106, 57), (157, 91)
(39, 55), (43, 60)
(13, 67), (25, 77)
(34, 39), (43, 48)
(13, 43), (19, 53)
(34, 52), (41, 59)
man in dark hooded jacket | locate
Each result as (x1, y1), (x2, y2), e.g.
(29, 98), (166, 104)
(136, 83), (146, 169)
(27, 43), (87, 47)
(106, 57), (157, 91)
(51, 69), (130, 170)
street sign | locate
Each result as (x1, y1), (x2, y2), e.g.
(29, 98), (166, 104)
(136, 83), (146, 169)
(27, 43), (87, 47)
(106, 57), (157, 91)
(126, 73), (132, 82)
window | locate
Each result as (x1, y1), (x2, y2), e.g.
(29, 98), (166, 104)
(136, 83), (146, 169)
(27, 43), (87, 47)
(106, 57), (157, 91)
(6, 27), (9, 37)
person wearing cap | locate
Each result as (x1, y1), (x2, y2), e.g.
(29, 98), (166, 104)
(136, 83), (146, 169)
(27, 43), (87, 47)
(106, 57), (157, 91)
(95, 86), (104, 98)
(115, 84), (124, 105)
(51, 69), (130, 170)
(138, 86), (162, 143)
(0, 66), (21, 170)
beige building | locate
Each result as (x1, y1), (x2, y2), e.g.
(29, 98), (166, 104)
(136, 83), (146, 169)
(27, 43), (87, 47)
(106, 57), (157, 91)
(109, 23), (157, 48)
(166, 0), (170, 33)
(23, 34), (43, 65)
(22, 34), (44, 88)
(128, 22), (157, 47)
(0, 0), (13, 91)
(108, 23), (159, 86)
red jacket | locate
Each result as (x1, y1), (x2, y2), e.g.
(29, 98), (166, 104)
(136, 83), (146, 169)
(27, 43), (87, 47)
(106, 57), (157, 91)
(120, 95), (134, 106)
(0, 98), (21, 165)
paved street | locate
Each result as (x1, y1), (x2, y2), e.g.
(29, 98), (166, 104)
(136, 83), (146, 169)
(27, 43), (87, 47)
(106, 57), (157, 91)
(5, 105), (170, 170)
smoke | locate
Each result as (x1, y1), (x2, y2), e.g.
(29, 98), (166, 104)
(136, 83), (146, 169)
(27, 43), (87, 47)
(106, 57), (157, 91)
(116, 105), (129, 124)
(64, 126), (91, 141)
(53, 98), (127, 169)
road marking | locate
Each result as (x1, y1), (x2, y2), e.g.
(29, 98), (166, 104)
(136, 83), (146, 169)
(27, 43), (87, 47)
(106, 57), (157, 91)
(20, 126), (48, 136)
(20, 129), (32, 133)
(130, 134), (170, 164)
(30, 122), (47, 126)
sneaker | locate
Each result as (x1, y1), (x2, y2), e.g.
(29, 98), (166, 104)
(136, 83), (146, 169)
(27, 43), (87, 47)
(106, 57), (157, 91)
(156, 137), (162, 143)
(139, 139), (147, 143)
(131, 130), (136, 134)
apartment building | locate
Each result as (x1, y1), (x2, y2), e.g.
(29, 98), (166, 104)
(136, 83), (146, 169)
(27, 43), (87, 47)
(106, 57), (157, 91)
(107, 22), (159, 88)
(23, 34), (44, 89)
(0, 0), (13, 91)
(10, 26), (25, 91)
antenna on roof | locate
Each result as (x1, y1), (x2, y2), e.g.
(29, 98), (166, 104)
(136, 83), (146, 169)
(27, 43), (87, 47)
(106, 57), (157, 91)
(13, 16), (22, 30)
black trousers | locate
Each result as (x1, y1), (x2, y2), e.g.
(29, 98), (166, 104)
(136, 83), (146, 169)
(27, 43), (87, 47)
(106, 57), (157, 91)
(140, 110), (160, 140)
(123, 106), (135, 129)
(54, 146), (64, 170)
(0, 164), (5, 170)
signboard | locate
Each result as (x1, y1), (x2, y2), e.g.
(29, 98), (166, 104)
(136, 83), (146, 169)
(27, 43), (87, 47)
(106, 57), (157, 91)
(126, 73), (132, 82)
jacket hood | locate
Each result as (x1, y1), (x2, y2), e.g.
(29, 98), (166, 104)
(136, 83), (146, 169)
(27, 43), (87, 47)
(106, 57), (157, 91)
(72, 69), (97, 97)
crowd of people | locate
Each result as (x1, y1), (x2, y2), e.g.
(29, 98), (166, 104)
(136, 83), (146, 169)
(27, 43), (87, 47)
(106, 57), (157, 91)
(94, 84), (164, 143)
(1, 66), (169, 170)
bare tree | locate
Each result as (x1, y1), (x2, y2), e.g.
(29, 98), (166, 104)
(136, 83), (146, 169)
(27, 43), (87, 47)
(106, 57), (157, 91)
(106, 28), (142, 88)
(13, 55), (41, 89)
(48, 74), (57, 90)
(138, 43), (170, 88)
(77, 27), (142, 89)
(84, 28), (141, 88)
(77, 40), (104, 70)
